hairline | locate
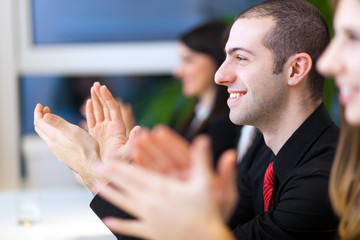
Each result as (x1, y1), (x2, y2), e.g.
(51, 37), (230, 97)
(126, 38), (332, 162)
(233, 15), (282, 74)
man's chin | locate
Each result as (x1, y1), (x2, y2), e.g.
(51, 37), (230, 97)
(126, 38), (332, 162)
(229, 113), (242, 126)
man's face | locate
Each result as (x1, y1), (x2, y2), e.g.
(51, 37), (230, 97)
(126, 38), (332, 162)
(215, 17), (286, 128)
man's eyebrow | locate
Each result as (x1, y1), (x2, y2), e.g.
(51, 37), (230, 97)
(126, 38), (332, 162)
(226, 47), (255, 56)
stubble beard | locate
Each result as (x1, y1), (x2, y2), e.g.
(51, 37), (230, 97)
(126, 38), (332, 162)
(229, 89), (285, 130)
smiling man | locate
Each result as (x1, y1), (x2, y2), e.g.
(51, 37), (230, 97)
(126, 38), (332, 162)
(213, 0), (339, 239)
(91, 1), (340, 239)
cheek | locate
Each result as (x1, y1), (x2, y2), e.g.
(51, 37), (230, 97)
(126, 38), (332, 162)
(350, 63), (360, 81)
(254, 73), (285, 106)
(345, 47), (360, 78)
(194, 65), (216, 86)
(344, 82), (360, 126)
(181, 70), (205, 96)
(194, 74), (214, 93)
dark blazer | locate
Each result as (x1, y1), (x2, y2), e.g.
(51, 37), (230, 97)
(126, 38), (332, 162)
(231, 103), (339, 240)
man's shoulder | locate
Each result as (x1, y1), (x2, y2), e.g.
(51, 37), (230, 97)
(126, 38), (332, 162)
(303, 121), (339, 166)
(289, 121), (339, 178)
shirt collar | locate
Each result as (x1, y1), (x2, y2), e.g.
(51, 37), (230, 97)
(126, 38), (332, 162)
(272, 103), (334, 181)
(194, 103), (211, 121)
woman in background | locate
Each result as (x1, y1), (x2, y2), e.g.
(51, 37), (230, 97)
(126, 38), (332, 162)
(172, 21), (240, 163)
(317, 0), (360, 239)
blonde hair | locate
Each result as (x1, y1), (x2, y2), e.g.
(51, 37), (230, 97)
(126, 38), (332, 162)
(330, 108), (360, 240)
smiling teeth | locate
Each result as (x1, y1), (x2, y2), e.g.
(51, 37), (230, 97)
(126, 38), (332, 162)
(229, 93), (245, 99)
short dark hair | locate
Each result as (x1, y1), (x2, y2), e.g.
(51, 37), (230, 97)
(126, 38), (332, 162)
(236, 0), (330, 101)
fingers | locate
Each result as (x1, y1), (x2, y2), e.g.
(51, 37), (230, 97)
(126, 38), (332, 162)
(102, 217), (149, 239)
(96, 161), (164, 217)
(34, 103), (53, 143)
(34, 103), (44, 126)
(119, 125), (142, 162)
(130, 125), (191, 177)
(34, 119), (68, 153)
(98, 162), (149, 196)
(33, 104), (67, 150)
(96, 85), (111, 120)
(34, 103), (51, 124)
(100, 85), (124, 124)
(190, 135), (214, 179)
(86, 99), (95, 129)
(217, 149), (237, 187)
(216, 149), (238, 221)
(43, 106), (51, 115)
(132, 129), (175, 173)
(97, 181), (141, 218)
(88, 82), (125, 128)
(190, 136), (238, 221)
(128, 125), (141, 143)
(42, 112), (83, 141)
(90, 82), (105, 123)
(152, 125), (191, 169)
(216, 148), (238, 200)
(34, 104), (86, 145)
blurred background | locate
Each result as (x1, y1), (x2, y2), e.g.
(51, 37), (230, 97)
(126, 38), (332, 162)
(0, 0), (337, 190)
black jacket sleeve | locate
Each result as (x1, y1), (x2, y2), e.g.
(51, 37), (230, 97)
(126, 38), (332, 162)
(90, 194), (142, 240)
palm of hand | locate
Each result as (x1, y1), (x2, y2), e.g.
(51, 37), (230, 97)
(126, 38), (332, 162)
(54, 126), (100, 172)
(89, 120), (127, 160)
(34, 104), (101, 176)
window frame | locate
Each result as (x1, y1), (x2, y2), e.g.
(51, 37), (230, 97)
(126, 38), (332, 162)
(17, 0), (178, 75)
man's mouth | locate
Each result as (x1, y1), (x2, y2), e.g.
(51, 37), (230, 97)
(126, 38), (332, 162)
(229, 91), (247, 99)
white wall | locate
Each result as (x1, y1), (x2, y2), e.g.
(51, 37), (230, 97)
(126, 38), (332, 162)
(2, 0), (179, 190)
(0, 0), (21, 189)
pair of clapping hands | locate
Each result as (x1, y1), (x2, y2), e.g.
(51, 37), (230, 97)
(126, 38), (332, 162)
(34, 82), (238, 240)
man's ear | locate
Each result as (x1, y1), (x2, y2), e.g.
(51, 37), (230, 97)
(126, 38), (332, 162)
(285, 53), (312, 86)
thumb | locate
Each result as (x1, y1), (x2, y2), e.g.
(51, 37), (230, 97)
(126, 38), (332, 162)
(189, 135), (214, 180)
(128, 125), (141, 142)
(216, 149), (238, 221)
(122, 125), (142, 163)
(43, 112), (70, 129)
(217, 149), (237, 189)
(43, 112), (84, 141)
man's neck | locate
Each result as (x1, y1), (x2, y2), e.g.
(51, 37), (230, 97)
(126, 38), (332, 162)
(261, 101), (322, 155)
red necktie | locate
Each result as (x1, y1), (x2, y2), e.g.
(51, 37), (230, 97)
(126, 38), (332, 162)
(263, 161), (276, 211)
